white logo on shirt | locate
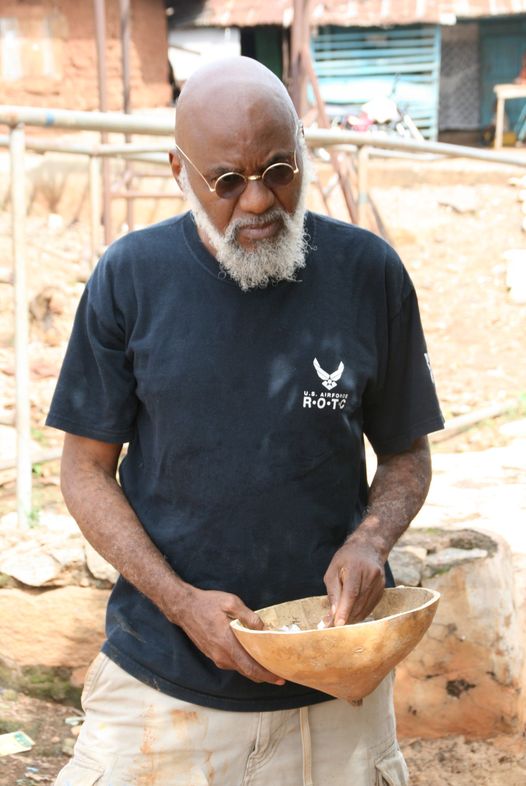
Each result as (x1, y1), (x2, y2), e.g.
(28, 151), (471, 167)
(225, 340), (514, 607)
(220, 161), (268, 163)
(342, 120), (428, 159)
(303, 358), (349, 410)
(424, 353), (435, 384)
(313, 358), (344, 390)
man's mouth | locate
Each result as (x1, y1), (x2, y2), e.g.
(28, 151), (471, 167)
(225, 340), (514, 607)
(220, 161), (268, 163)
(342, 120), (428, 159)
(236, 219), (282, 243)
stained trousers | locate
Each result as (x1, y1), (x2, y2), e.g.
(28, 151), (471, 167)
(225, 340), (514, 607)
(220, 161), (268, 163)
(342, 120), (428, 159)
(54, 653), (408, 786)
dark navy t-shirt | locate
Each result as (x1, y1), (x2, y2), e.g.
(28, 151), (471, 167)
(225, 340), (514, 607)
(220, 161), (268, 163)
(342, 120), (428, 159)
(46, 210), (444, 711)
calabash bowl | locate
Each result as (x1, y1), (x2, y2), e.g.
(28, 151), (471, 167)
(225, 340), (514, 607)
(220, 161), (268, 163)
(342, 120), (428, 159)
(230, 586), (440, 701)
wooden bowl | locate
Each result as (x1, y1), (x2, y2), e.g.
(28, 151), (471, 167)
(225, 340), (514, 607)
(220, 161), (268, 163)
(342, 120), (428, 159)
(231, 587), (440, 701)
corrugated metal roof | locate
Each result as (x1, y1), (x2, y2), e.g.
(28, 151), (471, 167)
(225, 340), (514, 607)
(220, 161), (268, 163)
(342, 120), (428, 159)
(172, 0), (526, 28)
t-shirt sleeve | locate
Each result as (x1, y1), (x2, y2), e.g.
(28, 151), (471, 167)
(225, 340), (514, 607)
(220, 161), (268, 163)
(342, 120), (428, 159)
(46, 254), (138, 443)
(362, 258), (445, 455)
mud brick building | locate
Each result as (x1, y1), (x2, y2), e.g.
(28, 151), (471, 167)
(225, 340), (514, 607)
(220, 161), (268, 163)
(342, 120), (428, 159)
(0, 0), (171, 110)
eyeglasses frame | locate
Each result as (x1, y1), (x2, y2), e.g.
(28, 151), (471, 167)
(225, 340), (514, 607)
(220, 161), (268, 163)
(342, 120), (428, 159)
(174, 143), (300, 199)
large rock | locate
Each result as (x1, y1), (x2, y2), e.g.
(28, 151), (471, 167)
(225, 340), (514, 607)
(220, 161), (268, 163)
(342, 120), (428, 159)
(0, 512), (116, 588)
(389, 545), (427, 586)
(0, 586), (109, 702)
(84, 541), (119, 583)
(394, 529), (523, 739)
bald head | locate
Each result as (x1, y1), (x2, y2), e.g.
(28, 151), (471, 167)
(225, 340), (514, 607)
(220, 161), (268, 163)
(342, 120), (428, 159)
(175, 57), (298, 149)
(169, 56), (309, 290)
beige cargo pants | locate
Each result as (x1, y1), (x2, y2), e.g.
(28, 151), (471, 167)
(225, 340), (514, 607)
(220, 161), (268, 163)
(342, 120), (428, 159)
(54, 653), (408, 786)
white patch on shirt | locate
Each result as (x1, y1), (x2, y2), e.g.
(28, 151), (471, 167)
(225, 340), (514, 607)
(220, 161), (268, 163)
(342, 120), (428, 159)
(313, 358), (344, 390)
(303, 358), (349, 410)
(424, 352), (436, 384)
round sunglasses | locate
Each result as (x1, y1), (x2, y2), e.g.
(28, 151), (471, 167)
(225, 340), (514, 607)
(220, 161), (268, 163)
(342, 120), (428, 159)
(175, 144), (299, 200)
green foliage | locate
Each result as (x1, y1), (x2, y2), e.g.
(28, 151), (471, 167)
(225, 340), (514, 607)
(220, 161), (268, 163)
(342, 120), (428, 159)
(28, 507), (41, 528)
(30, 427), (48, 445)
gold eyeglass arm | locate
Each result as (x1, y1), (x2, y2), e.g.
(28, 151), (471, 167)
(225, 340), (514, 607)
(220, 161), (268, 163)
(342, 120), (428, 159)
(175, 144), (216, 192)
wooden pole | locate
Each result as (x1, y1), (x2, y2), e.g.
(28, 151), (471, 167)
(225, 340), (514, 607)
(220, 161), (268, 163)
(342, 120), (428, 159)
(291, 0), (313, 116)
(303, 51), (357, 223)
(93, 0), (112, 245)
(290, 0), (304, 113)
(89, 155), (102, 268)
(494, 94), (505, 150)
(119, 0), (134, 233)
(10, 124), (32, 528)
(357, 145), (369, 227)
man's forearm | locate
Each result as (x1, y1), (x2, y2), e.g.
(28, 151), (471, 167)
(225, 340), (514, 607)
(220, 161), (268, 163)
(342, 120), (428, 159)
(347, 435), (432, 560)
(61, 438), (284, 684)
(62, 456), (191, 624)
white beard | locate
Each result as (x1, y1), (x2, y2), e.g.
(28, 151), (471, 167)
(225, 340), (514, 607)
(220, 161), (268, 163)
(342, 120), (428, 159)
(178, 145), (312, 292)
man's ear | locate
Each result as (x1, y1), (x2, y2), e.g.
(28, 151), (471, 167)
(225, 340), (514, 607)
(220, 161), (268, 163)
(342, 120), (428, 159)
(169, 148), (182, 181)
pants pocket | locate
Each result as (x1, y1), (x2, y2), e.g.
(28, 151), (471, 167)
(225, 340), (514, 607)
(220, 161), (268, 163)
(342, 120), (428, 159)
(54, 759), (104, 785)
(374, 744), (409, 786)
(81, 652), (109, 709)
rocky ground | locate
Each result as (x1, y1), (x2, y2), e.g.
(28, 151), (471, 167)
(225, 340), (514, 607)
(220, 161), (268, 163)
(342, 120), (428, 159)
(1, 152), (526, 784)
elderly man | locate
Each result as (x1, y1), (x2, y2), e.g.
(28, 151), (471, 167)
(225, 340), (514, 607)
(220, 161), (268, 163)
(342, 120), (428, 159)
(48, 57), (443, 786)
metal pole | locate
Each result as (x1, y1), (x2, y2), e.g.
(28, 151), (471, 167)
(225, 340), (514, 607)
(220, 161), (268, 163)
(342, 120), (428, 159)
(10, 124), (32, 528)
(119, 0), (134, 232)
(89, 154), (102, 268)
(93, 0), (112, 246)
(357, 146), (369, 227)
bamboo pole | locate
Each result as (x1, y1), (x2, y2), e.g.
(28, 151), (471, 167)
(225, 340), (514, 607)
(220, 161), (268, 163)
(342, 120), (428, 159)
(10, 124), (32, 528)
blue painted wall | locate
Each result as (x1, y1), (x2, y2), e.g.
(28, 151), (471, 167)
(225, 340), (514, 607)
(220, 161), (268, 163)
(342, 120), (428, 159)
(311, 25), (442, 139)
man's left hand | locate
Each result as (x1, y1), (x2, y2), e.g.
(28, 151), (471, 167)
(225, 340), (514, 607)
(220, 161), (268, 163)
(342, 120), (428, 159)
(323, 436), (433, 628)
(323, 540), (385, 626)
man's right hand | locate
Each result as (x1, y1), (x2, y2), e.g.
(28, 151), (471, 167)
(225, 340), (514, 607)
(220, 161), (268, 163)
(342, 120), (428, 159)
(59, 435), (283, 687)
(173, 588), (285, 686)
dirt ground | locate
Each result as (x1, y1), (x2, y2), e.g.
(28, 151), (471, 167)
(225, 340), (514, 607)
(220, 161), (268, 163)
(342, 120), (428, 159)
(1, 152), (526, 783)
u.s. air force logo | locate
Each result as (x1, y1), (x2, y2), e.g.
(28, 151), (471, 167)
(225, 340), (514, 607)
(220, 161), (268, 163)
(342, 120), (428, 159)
(313, 358), (344, 390)
(303, 358), (349, 410)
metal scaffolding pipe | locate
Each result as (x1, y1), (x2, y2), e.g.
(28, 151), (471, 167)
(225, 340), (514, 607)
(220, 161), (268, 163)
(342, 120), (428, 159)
(10, 125), (32, 528)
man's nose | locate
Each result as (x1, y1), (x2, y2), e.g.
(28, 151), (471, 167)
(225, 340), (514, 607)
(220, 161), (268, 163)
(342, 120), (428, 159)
(237, 177), (275, 214)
